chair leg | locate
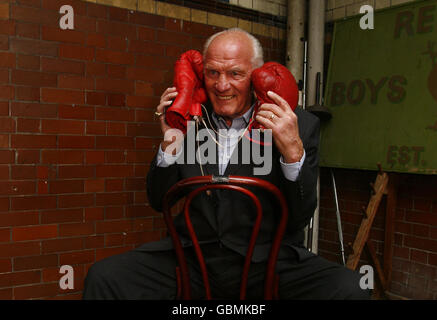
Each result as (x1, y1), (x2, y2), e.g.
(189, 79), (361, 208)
(273, 274), (280, 300)
(175, 266), (182, 299)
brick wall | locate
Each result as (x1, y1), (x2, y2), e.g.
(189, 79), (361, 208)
(0, 0), (285, 299)
(318, 168), (437, 299)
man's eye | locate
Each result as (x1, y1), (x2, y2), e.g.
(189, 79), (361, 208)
(208, 70), (218, 77)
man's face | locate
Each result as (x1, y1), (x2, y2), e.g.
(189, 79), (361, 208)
(203, 34), (254, 123)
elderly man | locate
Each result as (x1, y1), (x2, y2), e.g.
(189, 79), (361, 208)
(83, 28), (369, 300)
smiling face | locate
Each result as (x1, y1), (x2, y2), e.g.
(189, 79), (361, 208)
(203, 32), (254, 124)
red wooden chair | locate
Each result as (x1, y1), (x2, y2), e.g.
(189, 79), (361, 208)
(161, 175), (289, 300)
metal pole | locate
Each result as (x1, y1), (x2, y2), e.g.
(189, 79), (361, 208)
(331, 169), (346, 266)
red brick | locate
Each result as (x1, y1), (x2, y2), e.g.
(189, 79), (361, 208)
(11, 3), (58, 24)
(16, 150), (40, 164)
(58, 105), (95, 120)
(96, 192), (133, 206)
(95, 136), (134, 150)
(86, 62), (106, 77)
(0, 34), (8, 50)
(13, 225), (57, 241)
(105, 206), (123, 219)
(136, 54), (176, 70)
(85, 150), (104, 164)
(126, 178), (146, 191)
(87, 33), (106, 48)
(126, 151), (155, 164)
(95, 49), (134, 65)
(134, 110), (156, 123)
(41, 209), (83, 224)
(157, 30), (191, 46)
(41, 57), (85, 74)
(11, 102), (57, 118)
(58, 165), (94, 179)
(107, 93), (125, 107)
(132, 217), (153, 231)
(406, 211), (437, 225)
(95, 107), (135, 121)
(11, 134), (56, 149)
(0, 52), (14, 68)
(84, 207), (104, 221)
(0, 69), (8, 84)
(107, 65), (126, 79)
(42, 237), (83, 254)
(0, 180), (35, 195)
(105, 151), (124, 163)
(86, 121), (106, 135)
(0, 258), (11, 273)
(129, 39), (165, 55)
(84, 235), (104, 249)
(107, 35), (127, 51)
(0, 85), (14, 100)
(41, 88), (85, 105)
(128, 11), (164, 28)
(16, 86), (40, 101)
(107, 122), (125, 136)
(14, 283), (60, 300)
(165, 44), (189, 58)
(84, 179), (105, 193)
(42, 25), (85, 44)
(95, 246), (131, 261)
(0, 134), (8, 148)
(60, 249), (94, 265)
(58, 135), (94, 149)
(97, 20), (136, 38)
(11, 165), (36, 179)
(96, 78), (134, 94)
(126, 67), (165, 83)
(413, 198), (432, 212)
(404, 235), (437, 252)
(0, 270), (40, 287)
(42, 0), (87, 15)
(0, 228), (9, 242)
(0, 211), (39, 228)
(0, 101), (7, 116)
(59, 222), (94, 237)
(14, 254), (58, 271)
(41, 119), (85, 135)
(0, 150), (14, 163)
(86, 92), (106, 106)
(50, 179), (84, 194)
(12, 69), (57, 87)
(105, 179), (124, 191)
(16, 21), (39, 39)
(138, 26), (155, 41)
(127, 123), (161, 136)
(59, 43), (95, 60)
(58, 194), (94, 208)
(11, 195), (57, 210)
(135, 82), (154, 96)
(0, 3), (9, 20)
(41, 150), (84, 164)
(0, 20), (15, 35)
(0, 117), (15, 132)
(105, 233), (125, 247)
(10, 38), (57, 56)
(58, 75), (95, 90)
(410, 249), (428, 264)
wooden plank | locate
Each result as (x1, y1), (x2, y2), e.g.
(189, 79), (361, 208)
(346, 172), (389, 270)
(366, 239), (387, 291)
(383, 173), (398, 288)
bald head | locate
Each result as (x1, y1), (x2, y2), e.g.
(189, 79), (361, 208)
(203, 28), (264, 69)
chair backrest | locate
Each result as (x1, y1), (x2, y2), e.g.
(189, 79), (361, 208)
(161, 175), (289, 300)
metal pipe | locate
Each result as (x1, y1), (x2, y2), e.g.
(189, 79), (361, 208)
(331, 169), (346, 265)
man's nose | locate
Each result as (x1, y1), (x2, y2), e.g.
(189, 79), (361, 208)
(215, 74), (230, 92)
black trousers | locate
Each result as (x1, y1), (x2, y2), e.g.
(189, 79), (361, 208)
(83, 243), (370, 300)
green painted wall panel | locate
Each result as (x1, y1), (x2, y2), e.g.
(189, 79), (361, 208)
(321, 0), (437, 174)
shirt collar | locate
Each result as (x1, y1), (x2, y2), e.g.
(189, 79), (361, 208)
(211, 104), (254, 130)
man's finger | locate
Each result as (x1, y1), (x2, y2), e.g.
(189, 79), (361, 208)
(267, 91), (291, 113)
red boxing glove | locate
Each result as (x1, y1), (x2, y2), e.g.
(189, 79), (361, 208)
(250, 62), (299, 129)
(165, 50), (206, 133)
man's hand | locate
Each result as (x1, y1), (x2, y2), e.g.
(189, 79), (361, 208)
(156, 87), (184, 155)
(255, 91), (304, 163)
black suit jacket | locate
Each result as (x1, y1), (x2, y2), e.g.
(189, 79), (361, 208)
(144, 105), (320, 262)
